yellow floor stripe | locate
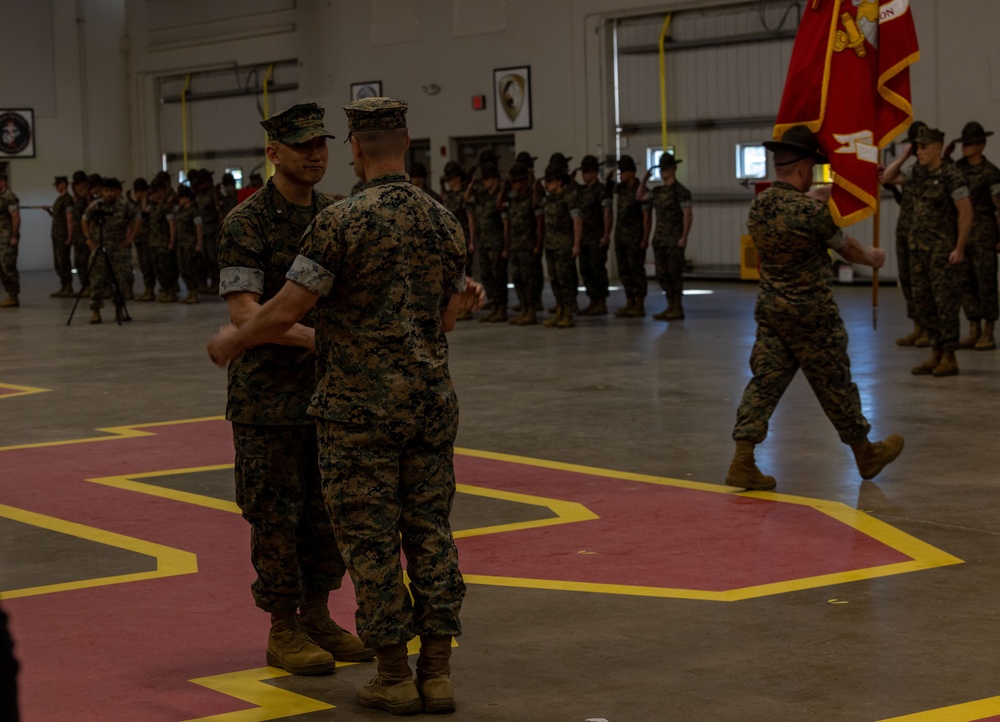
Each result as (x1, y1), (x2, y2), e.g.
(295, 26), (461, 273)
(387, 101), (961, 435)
(879, 695), (1000, 721)
(0, 382), (49, 399)
(186, 667), (333, 721)
(0, 503), (198, 600)
(0, 416), (226, 451)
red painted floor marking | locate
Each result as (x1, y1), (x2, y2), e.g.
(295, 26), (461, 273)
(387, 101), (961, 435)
(453, 456), (910, 590)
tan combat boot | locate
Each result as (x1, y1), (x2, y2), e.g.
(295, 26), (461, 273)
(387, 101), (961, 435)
(932, 349), (959, 377)
(895, 322), (923, 347)
(911, 349), (942, 375)
(137, 287), (155, 302)
(589, 297), (608, 316)
(626, 297), (647, 317)
(515, 307), (538, 325)
(556, 305), (575, 328)
(266, 612), (335, 675)
(975, 321), (996, 350)
(489, 304), (508, 323)
(851, 434), (905, 480)
(299, 595), (375, 663)
(652, 293), (671, 320)
(543, 305), (563, 328)
(913, 331), (931, 347)
(357, 643), (422, 715)
(958, 320), (981, 349)
(615, 298), (634, 318)
(157, 290), (178, 303)
(50, 284), (70, 298)
(181, 291), (199, 304)
(416, 636), (455, 714)
(724, 441), (777, 491)
(579, 297), (596, 315)
(89, 309), (101, 324)
(665, 294), (685, 320)
(0, 294), (19, 308)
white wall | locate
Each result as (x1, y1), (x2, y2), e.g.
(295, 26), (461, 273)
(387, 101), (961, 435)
(5, 0), (1000, 272)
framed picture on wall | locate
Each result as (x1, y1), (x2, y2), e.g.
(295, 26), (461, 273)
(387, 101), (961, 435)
(351, 81), (383, 101)
(493, 66), (531, 131)
(0, 109), (35, 158)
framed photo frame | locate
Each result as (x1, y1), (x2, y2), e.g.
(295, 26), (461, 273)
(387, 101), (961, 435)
(493, 66), (531, 131)
(351, 81), (383, 101)
(0, 109), (35, 158)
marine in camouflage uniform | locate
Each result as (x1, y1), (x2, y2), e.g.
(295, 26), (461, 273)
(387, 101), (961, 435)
(573, 155), (612, 316)
(146, 179), (180, 302)
(81, 178), (139, 323)
(130, 178), (157, 301)
(467, 162), (508, 321)
(610, 155), (648, 317)
(218, 103), (370, 677)
(543, 162), (579, 328)
(887, 121), (927, 345)
(726, 125), (903, 491)
(890, 126), (973, 375)
(953, 122), (1000, 350)
(173, 186), (204, 303)
(208, 97), (479, 716)
(640, 153), (692, 320)
(502, 162), (544, 324)
(194, 170), (221, 293)
(70, 171), (91, 292)
(441, 161), (473, 319)
(0, 175), (20, 307)
(48, 176), (75, 297)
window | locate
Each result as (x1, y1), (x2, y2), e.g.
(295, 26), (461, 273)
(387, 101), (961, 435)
(645, 145), (676, 182)
(225, 167), (244, 189)
(736, 144), (767, 180)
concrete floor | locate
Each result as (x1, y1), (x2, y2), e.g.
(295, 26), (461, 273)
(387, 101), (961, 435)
(2, 268), (999, 721)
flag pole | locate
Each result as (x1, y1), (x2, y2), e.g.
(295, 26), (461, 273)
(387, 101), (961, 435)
(872, 196), (880, 330)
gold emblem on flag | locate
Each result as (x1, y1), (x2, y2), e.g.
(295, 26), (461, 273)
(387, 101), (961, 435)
(833, 0), (879, 57)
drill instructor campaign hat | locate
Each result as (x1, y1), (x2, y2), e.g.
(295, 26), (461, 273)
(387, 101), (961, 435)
(764, 125), (830, 166)
(956, 121), (994, 145)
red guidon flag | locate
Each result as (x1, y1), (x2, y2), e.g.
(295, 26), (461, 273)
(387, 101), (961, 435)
(774, 0), (920, 226)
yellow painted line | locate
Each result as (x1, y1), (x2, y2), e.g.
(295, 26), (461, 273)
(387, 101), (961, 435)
(879, 695), (1000, 721)
(0, 382), (49, 399)
(454, 447), (963, 600)
(453, 483), (597, 538)
(88, 466), (240, 514)
(186, 667), (333, 721)
(0, 415), (226, 452)
(0, 503), (198, 600)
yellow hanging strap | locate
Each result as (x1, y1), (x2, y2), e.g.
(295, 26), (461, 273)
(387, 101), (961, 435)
(181, 74), (192, 178)
(658, 14), (673, 153)
(263, 64), (275, 180)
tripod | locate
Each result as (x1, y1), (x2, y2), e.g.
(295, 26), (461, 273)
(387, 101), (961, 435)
(66, 215), (131, 326)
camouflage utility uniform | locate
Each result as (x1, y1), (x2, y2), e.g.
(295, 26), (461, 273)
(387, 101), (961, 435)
(503, 189), (543, 310)
(0, 187), (19, 297)
(287, 171), (467, 648)
(574, 179), (611, 301)
(544, 188), (578, 309)
(174, 203), (203, 295)
(442, 189), (471, 271)
(147, 196), (179, 295)
(50, 191), (74, 288)
(470, 186), (507, 307)
(906, 162), (970, 351)
(732, 180), (871, 446)
(612, 177), (648, 301)
(83, 197), (137, 311)
(132, 199), (156, 295)
(955, 156), (1000, 324)
(647, 181), (692, 298)
(218, 178), (346, 613)
(893, 163), (920, 321)
(71, 191), (91, 284)
(197, 188), (220, 290)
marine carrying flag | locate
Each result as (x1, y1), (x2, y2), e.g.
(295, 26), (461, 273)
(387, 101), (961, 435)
(774, 0), (920, 226)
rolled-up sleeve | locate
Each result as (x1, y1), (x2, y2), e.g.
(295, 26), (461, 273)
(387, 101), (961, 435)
(219, 266), (264, 296)
(287, 254), (335, 296)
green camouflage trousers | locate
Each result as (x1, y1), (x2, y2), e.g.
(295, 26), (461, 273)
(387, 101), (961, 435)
(133, 239), (156, 291)
(316, 417), (465, 648)
(0, 236), (18, 296)
(733, 306), (870, 445)
(615, 237), (647, 299)
(545, 246), (578, 307)
(177, 240), (203, 295)
(653, 241), (684, 296)
(88, 247), (131, 310)
(578, 240), (609, 299)
(150, 242), (179, 292)
(509, 248), (543, 308)
(52, 235), (73, 285)
(233, 423), (346, 613)
(910, 245), (962, 351)
(961, 231), (999, 322)
(895, 230), (915, 321)
(478, 242), (508, 307)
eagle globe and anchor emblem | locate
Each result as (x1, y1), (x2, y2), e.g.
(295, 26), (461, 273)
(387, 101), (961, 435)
(0, 112), (32, 155)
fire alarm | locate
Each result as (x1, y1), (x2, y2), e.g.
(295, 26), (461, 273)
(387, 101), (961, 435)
(472, 95), (487, 111)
